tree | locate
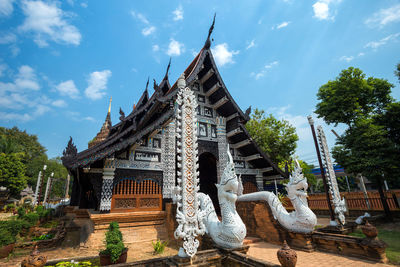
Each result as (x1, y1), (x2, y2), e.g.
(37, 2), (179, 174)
(315, 67), (399, 220)
(0, 127), (47, 186)
(395, 62), (400, 83)
(315, 67), (393, 126)
(0, 153), (28, 197)
(246, 109), (298, 165)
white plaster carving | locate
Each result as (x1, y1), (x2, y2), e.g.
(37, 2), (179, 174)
(174, 74), (206, 258)
(198, 149), (247, 248)
(99, 158), (115, 211)
(317, 125), (347, 225)
(216, 116), (227, 183)
(237, 160), (317, 233)
(162, 121), (176, 198)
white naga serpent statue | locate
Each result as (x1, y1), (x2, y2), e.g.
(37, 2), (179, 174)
(237, 160), (317, 233)
(197, 149), (247, 248)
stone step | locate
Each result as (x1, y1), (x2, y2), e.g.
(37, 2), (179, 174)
(243, 236), (263, 245)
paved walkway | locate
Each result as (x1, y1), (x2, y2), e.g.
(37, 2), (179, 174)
(247, 241), (392, 267)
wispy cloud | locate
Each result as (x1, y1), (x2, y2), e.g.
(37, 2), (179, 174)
(66, 111), (95, 122)
(172, 5), (183, 21)
(84, 70), (112, 100)
(364, 33), (400, 49)
(272, 21), (291, 30)
(51, 99), (67, 107)
(339, 56), (354, 62)
(19, 0), (81, 47)
(0, 0), (14, 17)
(152, 44), (159, 52)
(250, 61), (279, 80)
(365, 4), (400, 28)
(56, 80), (79, 99)
(166, 38), (184, 56)
(0, 32), (17, 44)
(312, 0), (341, 21)
(211, 43), (239, 67)
(131, 11), (156, 37)
(246, 40), (255, 50)
(142, 26), (155, 36)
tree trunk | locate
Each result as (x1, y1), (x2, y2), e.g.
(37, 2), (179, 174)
(377, 177), (393, 221)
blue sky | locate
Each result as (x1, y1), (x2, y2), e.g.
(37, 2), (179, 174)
(0, 0), (399, 167)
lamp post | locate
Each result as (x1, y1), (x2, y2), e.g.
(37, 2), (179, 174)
(307, 116), (335, 223)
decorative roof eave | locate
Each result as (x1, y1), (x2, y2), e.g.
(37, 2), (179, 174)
(72, 97), (168, 163)
(67, 108), (175, 169)
(237, 123), (287, 179)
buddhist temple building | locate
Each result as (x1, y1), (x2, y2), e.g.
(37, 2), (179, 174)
(62, 18), (286, 214)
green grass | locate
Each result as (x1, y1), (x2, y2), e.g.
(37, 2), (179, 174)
(349, 228), (400, 264)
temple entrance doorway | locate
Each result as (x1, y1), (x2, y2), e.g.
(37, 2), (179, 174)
(199, 152), (220, 215)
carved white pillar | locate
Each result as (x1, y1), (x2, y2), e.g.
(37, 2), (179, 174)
(216, 116), (227, 183)
(162, 120), (176, 199)
(43, 177), (51, 206)
(99, 158), (115, 211)
(33, 171), (42, 205)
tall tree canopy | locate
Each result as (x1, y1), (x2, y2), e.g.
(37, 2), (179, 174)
(315, 67), (393, 126)
(395, 62), (400, 83)
(246, 109), (298, 165)
(0, 127), (69, 199)
(0, 153), (28, 197)
(315, 67), (399, 219)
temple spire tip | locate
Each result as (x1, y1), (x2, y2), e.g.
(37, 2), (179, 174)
(108, 96), (112, 113)
(204, 13), (216, 49)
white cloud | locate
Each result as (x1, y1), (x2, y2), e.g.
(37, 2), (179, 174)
(250, 61), (279, 80)
(142, 26), (155, 36)
(131, 11), (149, 24)
(167, 38), (184, 56)
(84, 70), (112, 100)
(152, 44), (159, 52)
(246, 40), (255, 50)
(364, 33), (400, 49)
(172, 5), (183, 21)
(0, 0), (14, 17)
(19, 0), (81, 47)
(14, 65), (40, 90)
(0, 111), (31, 122)
(339, 56), (354, 62)
(275, 21), (291, 29)
(0, 32), (16, 44)
(131, 10), (156, 37)
(358, 52), (365, 57)
(52, 99), (67, 107)
(312, 0), (341, 20)
(56, 80), (79, 99)
(211, 43), (239, 67)
(80, 2), (88, 8)
(365, 4), (400, 28)
(313, 1), (329, 20)
(66, 111), (95, 122)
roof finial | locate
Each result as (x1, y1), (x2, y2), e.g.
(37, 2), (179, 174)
(164, 58), (171, 80)
(145, 77), (149, 91)
(204, 13), (216, 49)
(108, 96), (112, 113)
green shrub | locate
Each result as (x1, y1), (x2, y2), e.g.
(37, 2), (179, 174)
(152, 239), (168, 254)
(100, 222), (126, 263)
(35, 205), (45, 217)
(23, 212), (39, 226)
(3, 203), (15, 212)
(32, 233), (54, 241)
(17, 207), (26, 218)
(48, 261), (93, 267)
(0, 229), (15, 246)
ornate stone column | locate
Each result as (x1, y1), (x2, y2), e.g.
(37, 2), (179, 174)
(162, 120), (176, 199)
(216, 116), (227, 183)
(99, 158), (115, 212)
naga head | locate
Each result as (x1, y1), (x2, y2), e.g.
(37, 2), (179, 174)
(216, 148), (239, 201)
(285, 159), (308, 199)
